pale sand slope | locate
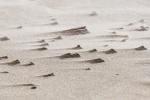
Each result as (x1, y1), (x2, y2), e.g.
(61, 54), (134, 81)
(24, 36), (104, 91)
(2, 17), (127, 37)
(0, 0), (150, 100)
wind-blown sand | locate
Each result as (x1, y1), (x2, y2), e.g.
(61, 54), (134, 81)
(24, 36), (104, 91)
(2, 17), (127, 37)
(0, 0), (150, 100)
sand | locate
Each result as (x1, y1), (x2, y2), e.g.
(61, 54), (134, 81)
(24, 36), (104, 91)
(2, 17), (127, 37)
(0, 0), (150, 100)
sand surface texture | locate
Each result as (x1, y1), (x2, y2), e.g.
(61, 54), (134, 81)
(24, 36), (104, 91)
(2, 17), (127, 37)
(0, 0), (150, 100)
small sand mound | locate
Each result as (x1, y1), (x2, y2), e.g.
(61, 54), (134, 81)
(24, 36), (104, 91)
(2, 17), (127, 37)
(71, 45), (82, 50)
(6, 60), (20, 66)
(114, 27), (124, 30)
(16, 26), (23, 29)
(88, 11), (98, 16)
(111, 31), (117, 34)
(53, 36), (62, 40)
(0, 56), (8, 60)
(86, 58), (105, 64)
(36, 40), (46, 43)
(104, 49), (117, 54)
(134, 26), (149, 31)
(138, 19), (145, 23)
(59, 53), (80, 59)
(88, 49), (97, 53)
(38, 43), (49, 46)
(50, 21), (58, 25)
(21, 62), (35, 66)
(38, 73), (55, 77)
(0, 37), (10, 41)
(127, 23), (134, 26)
(135, 46), (147, 51)
(51, 18), (56, 21)
(98, 35), (128, 39)
(53, 26), (89, 36)
(121, 39), (127, 42)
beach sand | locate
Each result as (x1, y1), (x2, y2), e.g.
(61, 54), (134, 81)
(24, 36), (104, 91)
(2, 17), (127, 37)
(0, 0), (150, 100)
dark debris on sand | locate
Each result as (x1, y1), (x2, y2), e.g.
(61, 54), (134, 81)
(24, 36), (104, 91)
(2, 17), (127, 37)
(88, 11), (98, 16)
(53, 36), (62, 40)
(9, 83), (38, 89)
(50, 21), (58, 25)
(37, 73), (55, 78)
(0, 56), (8, 60)
(71, 45), (82, 50)
(121, 39), (127, 42)
(99, 35), (128, 39)
(16, 26), (23, 29)
(84, 68), (91, 70)
(6, 60), (20, 66)
(21, 62), (35, 66)
(135, 46), (147, 51)
(104, 49), (117, 54)
(0, 37), (10, 41)
(36, 40), (46, 43)
(134, 26), (149, 31)
(32, 47), (47, 51)
(0, 71), (9, 74)
(86, 58), (105, 64)
(30, 86), (37, 89)
(59, 53), (80, 59)
(88, 49), (97, 53)
(53, 26), (89, 36)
